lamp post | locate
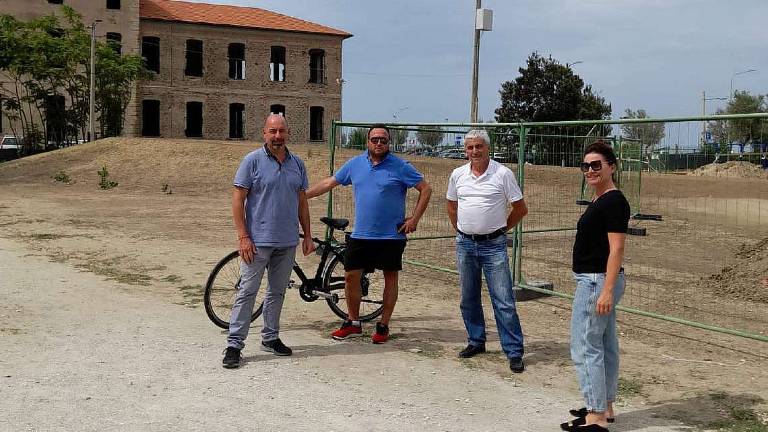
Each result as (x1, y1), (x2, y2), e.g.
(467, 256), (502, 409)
(88, 19), (102, 142)
(470, 1), (492, 123)
(701, 91), (726, 147)
(729, 68), (757, 101)
(392, 106), (409, 121)
(726, 69), (757, 146)
(566, 60), (583, 68)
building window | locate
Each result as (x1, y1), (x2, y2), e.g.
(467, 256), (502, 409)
(142, 36), (160, 73)
(310, 106), (324, 141)
(229, 103), (244, 139)
(309, 49), (325, 84)
(185, 102), (203, 138)
(106, 32), (122, 55)
(270, 104), (285, 117)
(185, 39), (203, 77)
(106, 0), (120, 9)
(228, 43), (245, 80)
(270, 46), (286, 82)
(142, 100), (160, 137)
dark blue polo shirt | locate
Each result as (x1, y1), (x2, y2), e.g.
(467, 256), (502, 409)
(234, 146), (308, 247)
(334, 152), (423, 240)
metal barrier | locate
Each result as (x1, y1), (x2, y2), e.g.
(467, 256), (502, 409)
(325, 114), (768, 343)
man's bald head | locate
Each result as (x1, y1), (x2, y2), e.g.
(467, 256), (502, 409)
(263, 114), (290, 154)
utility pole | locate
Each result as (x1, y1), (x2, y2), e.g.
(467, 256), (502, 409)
(701, 90), (726, 148)
(88, 20), (101, 142)
(470, 0), (481, 123)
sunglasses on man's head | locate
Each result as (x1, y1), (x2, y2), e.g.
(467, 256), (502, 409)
(369, 137), (389, 144)
(580, 160), (609, 172)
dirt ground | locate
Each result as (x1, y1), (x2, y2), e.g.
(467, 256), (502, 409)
(1, 138), (767, 431)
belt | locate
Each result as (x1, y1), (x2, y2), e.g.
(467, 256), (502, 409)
(457, 228), (507, 241)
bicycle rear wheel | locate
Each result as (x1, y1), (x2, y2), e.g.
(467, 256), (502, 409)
(322, 249), (384, 322)
(203, 251), (263, 329)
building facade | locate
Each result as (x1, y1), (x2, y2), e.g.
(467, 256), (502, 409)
(0, 0), (350, 144)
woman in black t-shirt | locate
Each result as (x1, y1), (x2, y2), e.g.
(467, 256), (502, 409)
(561, 142), (630, 432)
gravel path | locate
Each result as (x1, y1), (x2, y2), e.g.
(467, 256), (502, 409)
(0, 238), (686, 431)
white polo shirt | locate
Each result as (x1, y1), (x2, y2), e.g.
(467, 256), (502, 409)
(446, 159), (523, 235)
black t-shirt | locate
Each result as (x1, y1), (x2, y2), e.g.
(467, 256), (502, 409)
(572, 190), (630, 273)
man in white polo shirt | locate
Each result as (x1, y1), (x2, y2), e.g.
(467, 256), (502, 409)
(446, 129), (528, 373)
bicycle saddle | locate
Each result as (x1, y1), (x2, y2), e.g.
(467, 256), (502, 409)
(320, 217), (349, 230)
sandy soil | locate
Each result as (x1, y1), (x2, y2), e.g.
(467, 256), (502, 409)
(1, 138), (767, 431)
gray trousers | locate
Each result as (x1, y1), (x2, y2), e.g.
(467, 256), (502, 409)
(227, 246), (296, 349)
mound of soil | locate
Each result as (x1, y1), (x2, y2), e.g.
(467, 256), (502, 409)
(705, 237), (768, 303)
(690, 161), (768, 179)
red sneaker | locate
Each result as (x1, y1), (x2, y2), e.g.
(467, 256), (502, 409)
(371, 322), (389, 344)
(331, 320), (362, 340)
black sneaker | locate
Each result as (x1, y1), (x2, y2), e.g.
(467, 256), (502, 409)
(509, 356), (525, 373)
(458, 343), (486, 358)
(222, 347), (242, 369)
(261, 338), (292, 356)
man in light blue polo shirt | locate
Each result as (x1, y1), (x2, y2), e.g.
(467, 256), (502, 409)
(307, 124), (432, 343)
(222, 114), (315, 369)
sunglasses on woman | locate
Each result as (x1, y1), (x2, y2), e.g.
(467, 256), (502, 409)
(580, 160), (611, 172)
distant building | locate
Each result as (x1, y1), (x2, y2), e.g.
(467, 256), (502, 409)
(0, 0), (351, 143)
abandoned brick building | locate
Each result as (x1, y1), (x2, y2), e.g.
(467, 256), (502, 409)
(0, 0), (351, 144)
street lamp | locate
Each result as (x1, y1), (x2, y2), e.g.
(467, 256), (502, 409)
(392, 106), (409, 121)
(700, 91), (726, 147)
(470, 1), (493, 123)
(88, 19), (102, 142)
(729, 68), (757, 101)
(566, 60), (583, 68)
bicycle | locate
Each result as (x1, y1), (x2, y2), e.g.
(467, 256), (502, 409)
(203, 217), (385, 329)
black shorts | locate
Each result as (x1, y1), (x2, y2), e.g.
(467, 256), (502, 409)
(344, 237), (407, 272)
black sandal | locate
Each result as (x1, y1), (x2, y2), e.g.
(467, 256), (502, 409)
(560, 417), (586, 430)
(568, 425), (609, 432)
(569, 407), (615, 423)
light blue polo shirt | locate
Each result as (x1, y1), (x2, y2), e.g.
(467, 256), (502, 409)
(234, 146), (308, 247)
(334, 152), (423, 240)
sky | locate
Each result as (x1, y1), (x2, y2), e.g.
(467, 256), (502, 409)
(186, 0), (767, 125)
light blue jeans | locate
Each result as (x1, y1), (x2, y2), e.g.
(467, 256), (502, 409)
(570, 271), (625, 412)
(456, 234), (525, 359)
(227, 246), (296, 350)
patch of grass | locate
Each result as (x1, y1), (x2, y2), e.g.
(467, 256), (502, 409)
(52, 170), (71, 184)
(76, 256), (152, 286)
(177, 284), (203, 306)
(161, 274), (183, 283)
(26, 233), (67, 240)
(97, 165), (118, 190)
(707, 408), (768, 432)
(617, 377), (644, 399)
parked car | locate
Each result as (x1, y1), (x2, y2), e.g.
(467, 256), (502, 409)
(491, 152), (512, 163)
(439, 148), (467, 160)
(0, 135), (20, 161)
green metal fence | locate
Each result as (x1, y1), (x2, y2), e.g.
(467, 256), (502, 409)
(325, 113), (768, 343)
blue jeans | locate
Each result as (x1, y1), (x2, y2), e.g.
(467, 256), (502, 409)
(227, 246), (296, 350)
(456, 234), (525, 358)
(570, 272), (626, 412)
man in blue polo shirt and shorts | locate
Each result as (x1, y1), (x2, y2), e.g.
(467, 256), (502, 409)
(307, 124), (432, 343)
(222, 114), (315, 369)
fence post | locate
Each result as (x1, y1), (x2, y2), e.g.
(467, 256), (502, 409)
(326, 121), (337, 240)
(513, 125), (527, 286)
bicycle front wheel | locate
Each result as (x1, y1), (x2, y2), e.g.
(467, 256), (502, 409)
(203, 251), (263, 329)
(322, 249), (385, 322)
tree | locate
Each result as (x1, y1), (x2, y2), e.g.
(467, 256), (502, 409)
(0, 7), (147, 150)
(416, 126), (443, 148)
(494, 52), (612, 165)
(345, 127), (367, 149)
(707, 92), (768, 148)
(620, 108), (665, 154)
(389, 127), (409, 152)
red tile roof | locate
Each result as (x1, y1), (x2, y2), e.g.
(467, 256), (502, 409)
(140, 0), (352, 38)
